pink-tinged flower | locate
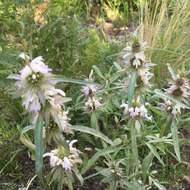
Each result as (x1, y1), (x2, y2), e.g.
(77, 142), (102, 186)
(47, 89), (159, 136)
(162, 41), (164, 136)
(165, 76), (190, 100)
(82, 84), (98, 97)
(121, 97), (151, 120)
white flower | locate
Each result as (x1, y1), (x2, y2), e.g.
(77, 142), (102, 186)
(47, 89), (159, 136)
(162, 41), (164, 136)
(85, 97), (102, 112)
(30, 56), (52, 74)
(121, 100), (151, 120)
(9, 53), (55, 113)
(165, 76), (190, 100)
(68, 140), (81, 156)
(63, 157), (73, 171)
(159, 100), (181, 117)
(20, 65), (32, 79)
(82, 84), (98, 97)
(119, 37), (148, 68)
(53, 110), (72, 134)
(44, 149), (62, 168)
(137, 68), (153, 88)
(120, 103), (128, 115)
(19, 52), (30, 61)
(44, 140), (82, 172)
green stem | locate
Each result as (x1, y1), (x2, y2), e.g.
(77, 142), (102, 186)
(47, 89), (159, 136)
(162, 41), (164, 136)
(130, 120), (139, 167)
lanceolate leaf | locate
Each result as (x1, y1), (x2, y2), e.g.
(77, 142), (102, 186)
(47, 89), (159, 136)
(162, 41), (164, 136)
(52, 75), (99, 86)
(19, 125), (35, 151)
(70, 125), (113, 145)
(142, 152), (154, 181)
(81, 146), (121, 174)
(151, 177), (166, 190)
(35, 116), (44, 177)
(92, 65), (105, 80)
(171, 120), (181, 161)
(145, 143), (164, 166)
(127, 71), (137, 107)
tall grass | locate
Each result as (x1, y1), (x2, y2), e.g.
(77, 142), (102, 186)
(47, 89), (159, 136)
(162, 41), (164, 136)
(138, 0), (190, 85)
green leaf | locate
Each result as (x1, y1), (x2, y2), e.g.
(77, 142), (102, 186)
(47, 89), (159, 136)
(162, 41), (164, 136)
(171, 120), (181, 161)
(167, 64), (177, 80)
(70, 125), (113, 145)
(142, 152), (154, 181)
(127, 71), (137, 106)
(19, 125), (35, 151)
(81, 146), (120, 174)
(73, 168), (84, 185)
(145, 143), (164, 166)
(92, 65), (105, 80)
(127, 182), (146, 190)
(52, 75), (99, 86)
(151, 178), (166, 190)
(35, 116), (44, 177)
(130, 120), (139, 166)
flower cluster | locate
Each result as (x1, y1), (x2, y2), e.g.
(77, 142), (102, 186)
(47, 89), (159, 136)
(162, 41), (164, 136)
(9, 53), (71, 133)
(119, 36), (154, 90)
(44, 140), (82, 172)
(159, 100), (181, 117)
(121, 97), (151, 120)
(165, 66), (190, 102)
(82, 71), (102, 112)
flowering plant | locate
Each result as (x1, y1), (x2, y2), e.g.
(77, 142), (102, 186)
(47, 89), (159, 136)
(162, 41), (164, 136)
(8, 32), (189, 190)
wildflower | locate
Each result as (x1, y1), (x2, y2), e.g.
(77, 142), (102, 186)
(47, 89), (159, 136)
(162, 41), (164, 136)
(85, 97), (103, 112)
(82, 70), (103, 112)
(165, 64), (190, 102)
(130, 51), (146, 69)
(44, 140), (82, 172)
(121, 97), (151, 120)
(82, 84), (98, 97)
(159, 100), (181, 117)
(45, 88), (72, 134)
(52, 110), (72, 134)
(8, 53), (55, 113)
(81, 70), (99, 97)
(137, 67), (153, 88)
(118, 36), (154, 92)
(119, 36), (150, 70)
(165, 76), (190, 100)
